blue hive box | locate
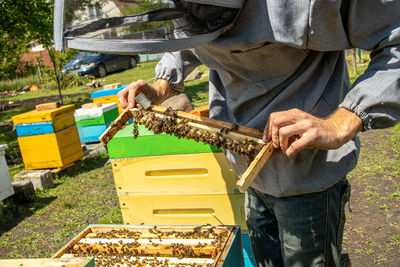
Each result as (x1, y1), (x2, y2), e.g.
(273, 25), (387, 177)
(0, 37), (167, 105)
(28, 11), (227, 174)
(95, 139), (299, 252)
(90, 85), (128, 99)
(75, 103), (118, 144)
(16, 121), (55, 137)
(91, 85), (128, 114)
(242, 234), (256, 266)
(13, 105), (76, 137)
(77, 123), (111, 144)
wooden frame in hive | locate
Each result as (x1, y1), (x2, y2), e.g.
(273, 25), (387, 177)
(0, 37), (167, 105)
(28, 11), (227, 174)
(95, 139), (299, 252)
(53, 224), (244, 267)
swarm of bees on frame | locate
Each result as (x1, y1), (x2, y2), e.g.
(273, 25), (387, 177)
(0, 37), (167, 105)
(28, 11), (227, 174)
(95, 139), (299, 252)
(131, 107), (260, 165)
(68, 226), (229, 266)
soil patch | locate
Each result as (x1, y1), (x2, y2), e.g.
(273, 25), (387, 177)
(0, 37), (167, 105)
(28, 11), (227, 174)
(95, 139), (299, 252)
(0, 92), (91, 111)
(343, 129), (400, 266)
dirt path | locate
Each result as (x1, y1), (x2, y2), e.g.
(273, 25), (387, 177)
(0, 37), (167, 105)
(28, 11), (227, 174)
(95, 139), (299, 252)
(343, 129), (400, 266)
(0, 92), (91, 111)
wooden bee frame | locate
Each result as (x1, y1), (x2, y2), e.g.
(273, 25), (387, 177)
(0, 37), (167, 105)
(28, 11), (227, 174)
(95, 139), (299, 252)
(100, 106), (274, 193)
(53, 224), (244, 267)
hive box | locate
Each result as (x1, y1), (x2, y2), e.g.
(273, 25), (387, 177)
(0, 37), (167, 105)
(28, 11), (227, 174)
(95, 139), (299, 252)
(91, 85), (127, 114)
(12, 105), (83, 170)
(118, 193), (247, 232)
(74, 103), (118, 127)
(17, 126), (83, 170)
(112, 153), (240, 195)
(0, 144), (14, 201)
(53, 224), (245, 267)
(77, 123), (111, 143)
(75, 103), (118, 143)
(107, 123), (221, 158)
(108, 121), (246, 231)
(13, 105), (75, 137)
(242, 234), (256, 266)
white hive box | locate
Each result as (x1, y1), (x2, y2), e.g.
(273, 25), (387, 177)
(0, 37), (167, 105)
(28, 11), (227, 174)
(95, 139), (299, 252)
(0, 144), (14, 201)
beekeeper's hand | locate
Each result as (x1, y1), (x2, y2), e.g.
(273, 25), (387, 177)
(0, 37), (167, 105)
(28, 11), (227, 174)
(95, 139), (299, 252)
(118, 79), (171, 109)
(263, 108), (362, 158)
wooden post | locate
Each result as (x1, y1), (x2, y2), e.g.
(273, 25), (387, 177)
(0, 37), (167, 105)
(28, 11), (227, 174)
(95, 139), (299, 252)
(36, 58), (42, 80)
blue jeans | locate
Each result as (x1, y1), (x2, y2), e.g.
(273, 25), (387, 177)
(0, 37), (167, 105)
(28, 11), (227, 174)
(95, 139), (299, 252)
(245, 179), (351, 267)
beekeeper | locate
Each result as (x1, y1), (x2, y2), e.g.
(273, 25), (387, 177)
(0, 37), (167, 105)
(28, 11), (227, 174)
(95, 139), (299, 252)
(55, 1), (400, 266)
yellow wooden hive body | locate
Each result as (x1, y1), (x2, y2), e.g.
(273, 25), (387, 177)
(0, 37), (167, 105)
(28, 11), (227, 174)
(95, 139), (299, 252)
(12, 104), (83, 170)
(17, 126), (83, 170)
(112, 153), (240, 195)
(119, 193), (246, 230)
(111, 153), (247, 233)
(12, 104), (75, 125)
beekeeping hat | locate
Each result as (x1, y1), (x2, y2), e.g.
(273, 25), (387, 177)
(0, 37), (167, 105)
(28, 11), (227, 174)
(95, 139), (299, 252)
(54, 0), (244, 54)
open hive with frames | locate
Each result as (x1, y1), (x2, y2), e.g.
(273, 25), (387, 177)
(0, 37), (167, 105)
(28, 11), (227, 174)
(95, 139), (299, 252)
(53, 224), (242, 267)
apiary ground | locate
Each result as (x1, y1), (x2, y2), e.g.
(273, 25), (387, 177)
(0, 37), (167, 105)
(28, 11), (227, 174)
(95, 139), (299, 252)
(0, 127), (399, 266)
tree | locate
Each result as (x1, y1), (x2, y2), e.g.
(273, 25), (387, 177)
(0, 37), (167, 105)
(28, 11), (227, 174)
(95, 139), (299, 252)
(0, 0), (53, 79)
(0, 0), (169, 100)
(0, 0), (99, 103)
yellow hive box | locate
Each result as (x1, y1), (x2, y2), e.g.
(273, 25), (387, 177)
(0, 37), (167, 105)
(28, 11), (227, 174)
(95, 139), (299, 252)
(112, 153), (240, 195)
(92, 95), (122, 114)
(17, 126), (83, 170)
(118, 193), (247, 233)
(12, 104), (75, 126)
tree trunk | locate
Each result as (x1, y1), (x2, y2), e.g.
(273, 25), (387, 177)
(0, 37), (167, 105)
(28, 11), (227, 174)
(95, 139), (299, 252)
(352, 48), (357, 76)
(47, 47), (64, 105)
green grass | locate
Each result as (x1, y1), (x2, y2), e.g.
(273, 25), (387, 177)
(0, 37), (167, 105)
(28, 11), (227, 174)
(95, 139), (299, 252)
(0, 75), (41, 93)
(0, 130), (22, 167)
(98, 61), (158, 85)
(184, 65), (210, 108)
(348, 63), (369, 84)
(100, 61), (210, 108)
(0, 152), (122, 258)
(389, 123), (400, 154)
(0, 61), (159, 102)
(0, 108), (32, 124)
(1, 86), (96, 102)
(0, 94), (92, 124)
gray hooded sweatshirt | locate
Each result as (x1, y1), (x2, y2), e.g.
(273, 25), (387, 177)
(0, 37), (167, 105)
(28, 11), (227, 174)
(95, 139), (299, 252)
(155, 0), (400, 197)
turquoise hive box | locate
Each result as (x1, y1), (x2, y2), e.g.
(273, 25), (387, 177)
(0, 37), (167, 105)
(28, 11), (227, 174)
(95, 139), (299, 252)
(75, 103), (119, 144)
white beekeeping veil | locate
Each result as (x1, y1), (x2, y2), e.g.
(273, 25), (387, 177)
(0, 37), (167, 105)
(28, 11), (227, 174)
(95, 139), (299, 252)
(54, 0), (244, 54)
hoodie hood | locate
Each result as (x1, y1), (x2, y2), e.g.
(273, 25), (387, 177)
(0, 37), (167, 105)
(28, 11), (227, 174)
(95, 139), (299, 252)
(54, 0), (244, 55)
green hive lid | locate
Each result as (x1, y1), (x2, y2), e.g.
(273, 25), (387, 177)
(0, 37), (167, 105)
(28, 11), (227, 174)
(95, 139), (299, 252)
(107, 124), (221, 158)
(75, 103), (118, 121)
(75, 103), (119, 126)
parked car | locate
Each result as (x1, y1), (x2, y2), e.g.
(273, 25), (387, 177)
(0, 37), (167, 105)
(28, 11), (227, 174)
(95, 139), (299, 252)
(63, 52), (140, 77)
